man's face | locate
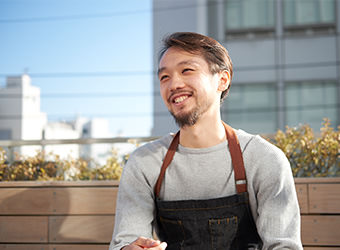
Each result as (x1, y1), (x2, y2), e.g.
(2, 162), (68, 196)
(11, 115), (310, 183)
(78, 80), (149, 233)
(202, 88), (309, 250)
(158, 47), (223, 127)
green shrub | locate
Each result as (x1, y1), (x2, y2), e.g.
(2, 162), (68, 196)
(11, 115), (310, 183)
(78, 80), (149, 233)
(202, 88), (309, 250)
(0, 149), (123, 181)
(270, 119), (339, 177)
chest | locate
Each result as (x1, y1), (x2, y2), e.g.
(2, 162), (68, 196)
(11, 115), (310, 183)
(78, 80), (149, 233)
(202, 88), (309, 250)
(161, 151), (237, 200)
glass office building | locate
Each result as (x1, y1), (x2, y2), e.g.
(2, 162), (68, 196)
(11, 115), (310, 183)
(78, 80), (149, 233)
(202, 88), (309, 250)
(152, 0), (339, 135)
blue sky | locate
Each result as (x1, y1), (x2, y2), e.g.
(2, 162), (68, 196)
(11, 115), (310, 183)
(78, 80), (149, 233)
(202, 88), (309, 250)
(0, 0), (153, 137)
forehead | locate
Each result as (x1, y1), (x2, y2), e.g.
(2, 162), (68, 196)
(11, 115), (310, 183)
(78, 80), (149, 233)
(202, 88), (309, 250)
(158, 47), (207, 69)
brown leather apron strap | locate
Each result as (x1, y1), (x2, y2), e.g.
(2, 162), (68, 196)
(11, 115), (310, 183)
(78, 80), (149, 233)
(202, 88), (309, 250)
(222, 122), (247, 193)
(154, 132), (180, 197)
(154, 123), (247, 197)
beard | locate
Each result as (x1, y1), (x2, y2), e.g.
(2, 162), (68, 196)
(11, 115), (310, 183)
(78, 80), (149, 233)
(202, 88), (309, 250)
(169, 95), (212, 128)
(170, 107), (200, 128)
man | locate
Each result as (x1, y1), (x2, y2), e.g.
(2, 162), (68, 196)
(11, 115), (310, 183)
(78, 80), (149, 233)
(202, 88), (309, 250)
(110, 32), (302, 250)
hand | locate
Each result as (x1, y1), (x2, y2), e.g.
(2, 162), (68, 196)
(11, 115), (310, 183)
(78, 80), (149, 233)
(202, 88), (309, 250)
(122, 236), (167, 249)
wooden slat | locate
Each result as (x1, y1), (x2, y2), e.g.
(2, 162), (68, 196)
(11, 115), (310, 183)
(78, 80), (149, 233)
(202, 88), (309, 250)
(49, 245), (109, 250)
(295, 177), (340, 184)
(304, 248), (340, 250)
(0, 180), (119, 188)
(49, 216), (114, 243)
(0, 245), (109, 250)
(295, 184), (308, 214)
(309, 184), (340, 213)
(0, 188), (53, 214)
(0, 216), (48, 243)
(0, 187), (118, 215)
(0, 245), (48, 250)
(301, 215), (340, 246)
(52, 188), (117, 214)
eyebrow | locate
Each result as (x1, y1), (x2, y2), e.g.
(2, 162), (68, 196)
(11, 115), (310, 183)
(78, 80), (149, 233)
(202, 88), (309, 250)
(157, 60), (200, 76)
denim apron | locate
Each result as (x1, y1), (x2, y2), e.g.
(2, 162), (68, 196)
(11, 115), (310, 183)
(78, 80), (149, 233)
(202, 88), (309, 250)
(154, 122), (263, 250)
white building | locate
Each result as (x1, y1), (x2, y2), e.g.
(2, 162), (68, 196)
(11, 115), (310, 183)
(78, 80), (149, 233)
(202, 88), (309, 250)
(81, 118), (113, 165)
(0, 74), (47, 156)
(43, 121), (80, 160)
(0, 74), (112, 164)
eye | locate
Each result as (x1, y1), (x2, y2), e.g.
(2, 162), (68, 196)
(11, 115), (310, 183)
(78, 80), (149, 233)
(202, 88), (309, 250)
(159, 74), (169, 81)
(182, 68), (193, 74)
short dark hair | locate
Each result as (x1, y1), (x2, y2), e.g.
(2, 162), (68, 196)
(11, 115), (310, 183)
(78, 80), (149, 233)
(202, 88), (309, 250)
(158, 32), (233, 102)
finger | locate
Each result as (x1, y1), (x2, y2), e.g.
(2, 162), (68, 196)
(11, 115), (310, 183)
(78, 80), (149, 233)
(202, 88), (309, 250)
(133, 237), (161, 248)
(149, 242), (167, 250)
(159, 242), (167, 249)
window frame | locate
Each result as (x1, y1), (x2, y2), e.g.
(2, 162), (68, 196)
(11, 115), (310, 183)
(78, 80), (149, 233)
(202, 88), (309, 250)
(284, 80), (338, 130)
(282, 0), (337, 35)
(222, 82), (278, 133)
(224, 0), (276, 39)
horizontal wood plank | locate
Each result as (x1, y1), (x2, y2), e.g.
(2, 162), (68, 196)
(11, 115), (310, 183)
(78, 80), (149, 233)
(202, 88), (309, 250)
(304, 248), (340, 250)
(49, 245), (109, 250)
(302, 215), (340, 246)
(0, 187), (118, 215)
(0, 188), (53, 215)
(0, 216), (48, 243)
(295, 184), (308, 214)
(52, 188), (117, 214)
(309, 184), (340, 213)
(0, 180), (119, 188)
(49, 216), (114, 243)
(0, 244), (48, 250)
(295, 177), (340, 184)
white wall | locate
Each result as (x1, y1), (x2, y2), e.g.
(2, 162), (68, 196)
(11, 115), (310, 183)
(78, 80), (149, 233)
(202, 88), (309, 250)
(44, 122), (80, 160)
(81, 118), (112, 166)
(0, 74), (47, 157)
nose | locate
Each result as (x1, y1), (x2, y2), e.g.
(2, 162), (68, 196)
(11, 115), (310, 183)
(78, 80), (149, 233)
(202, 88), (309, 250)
(168, 73), (185, 91)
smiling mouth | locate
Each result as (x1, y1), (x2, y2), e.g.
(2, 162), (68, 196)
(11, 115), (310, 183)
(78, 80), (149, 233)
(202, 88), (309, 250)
(169, 91), (193, 105)
(174, 95), (189, 103)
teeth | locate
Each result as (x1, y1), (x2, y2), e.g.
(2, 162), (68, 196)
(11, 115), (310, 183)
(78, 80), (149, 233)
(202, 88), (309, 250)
(174, 96), (188, 103)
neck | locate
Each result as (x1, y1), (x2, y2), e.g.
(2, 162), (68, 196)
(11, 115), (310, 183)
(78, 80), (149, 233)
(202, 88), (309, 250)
(179, 114), (226, 148)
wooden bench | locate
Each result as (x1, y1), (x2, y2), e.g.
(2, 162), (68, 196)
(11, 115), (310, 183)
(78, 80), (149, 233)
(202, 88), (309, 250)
(0, 181), (118, 250)
(0, 178), (339, 249)
(295, 178), (340, 250)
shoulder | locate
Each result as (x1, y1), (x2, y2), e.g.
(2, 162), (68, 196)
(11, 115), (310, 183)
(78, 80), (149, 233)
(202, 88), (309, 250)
(122, 133), (174, 180)
(130, 133), (173, 160)
(235, 129), (291, 184)
(236, 129), (287, 162)
(235, 129), (295, 197)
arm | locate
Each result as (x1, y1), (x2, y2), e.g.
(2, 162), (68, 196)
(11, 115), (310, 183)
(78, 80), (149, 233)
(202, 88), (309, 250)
(247, 136), (303, 250)
(109, 155), (161, 250)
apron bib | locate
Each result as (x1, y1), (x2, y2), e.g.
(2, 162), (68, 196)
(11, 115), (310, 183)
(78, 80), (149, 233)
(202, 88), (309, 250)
(154, 122), (263, 250)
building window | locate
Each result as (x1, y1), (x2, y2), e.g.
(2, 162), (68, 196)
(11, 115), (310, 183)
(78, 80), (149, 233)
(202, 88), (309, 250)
(223, 83), (277, 134)
(285, 81), (338, 131)
(283, 0), (336, 33)
(225, 0), (275, 38)
(0, 129), (11, 140)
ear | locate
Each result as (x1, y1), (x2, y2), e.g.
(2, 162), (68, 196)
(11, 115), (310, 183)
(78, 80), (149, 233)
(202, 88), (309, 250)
(217, 70), (230, 92)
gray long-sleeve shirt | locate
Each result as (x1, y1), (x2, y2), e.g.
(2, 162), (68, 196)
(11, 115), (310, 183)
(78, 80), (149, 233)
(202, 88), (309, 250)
(109, 129), (303, 250)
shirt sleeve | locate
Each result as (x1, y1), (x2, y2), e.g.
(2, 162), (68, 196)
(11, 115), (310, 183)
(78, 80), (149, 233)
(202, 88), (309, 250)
(248, 136), (303, 250)
(109, 154), (156, 250)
